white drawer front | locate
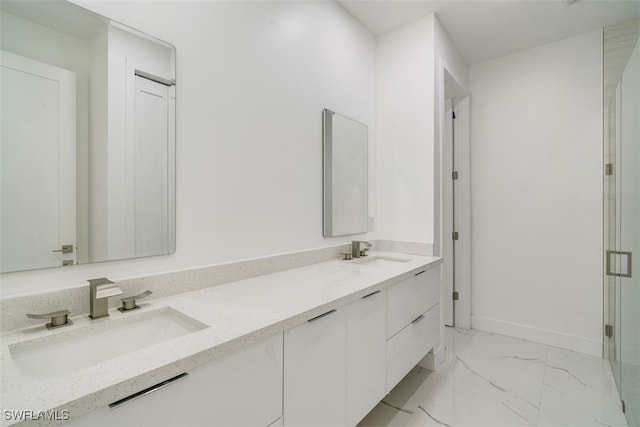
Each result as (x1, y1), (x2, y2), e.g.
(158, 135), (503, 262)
(385, 304), (439, 393)
(387, 266), (440, 339)
(69, 333), (283, 427)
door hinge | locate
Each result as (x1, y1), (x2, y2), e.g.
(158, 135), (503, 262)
(622, 400), (625, 413)
(453, 291), (459, 301)
(452, 231), (459, 240)
(605, 324), (614, 338)
(452, 171), (459, 180)
(452, 111), (456, 120)
(605, 163), (614, 176)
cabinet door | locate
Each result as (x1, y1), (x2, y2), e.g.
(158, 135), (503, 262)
(284, 308), (346, 426)
(387, 266), (440, 339)
(346, 290), (386, 426)
(68, 333), (283, 427)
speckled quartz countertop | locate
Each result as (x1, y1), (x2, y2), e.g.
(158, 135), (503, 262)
(0, 252), (441, 426)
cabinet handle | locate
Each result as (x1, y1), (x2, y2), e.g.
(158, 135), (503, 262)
(362, 290), (381, 299)
(414, 270), (426, 276)
(108, 373), (189, 410)
(411, 314), (425, 324)
(308, 309), (337, 323)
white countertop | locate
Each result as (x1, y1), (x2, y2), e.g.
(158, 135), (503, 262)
(0, 252), (441, 425)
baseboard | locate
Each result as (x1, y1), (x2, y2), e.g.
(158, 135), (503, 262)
(471, 315), (602, 357)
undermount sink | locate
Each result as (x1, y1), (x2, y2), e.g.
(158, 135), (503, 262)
(352, 255), (410, 267)
(9, 307), (207, 379)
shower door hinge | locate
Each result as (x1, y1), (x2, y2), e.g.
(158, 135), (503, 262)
(452, 291), (459, 301)
(605, 163), (614, 176)
(452, 171), (459, 180)
(605, 324), (614, 338)
(452, 231), (459, 240)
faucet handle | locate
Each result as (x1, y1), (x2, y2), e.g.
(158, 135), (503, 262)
(27, 310), (73, 330)
(340, 252), (353, 260)
(119, 290), (152, 312)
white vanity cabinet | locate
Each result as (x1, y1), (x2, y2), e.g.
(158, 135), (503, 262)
(69, 333), (283, 427)
(385, 266), (441, 393)
(283, 307), (347, 426)
(283, 289), (387, 427)
(345, 289), (387, 426)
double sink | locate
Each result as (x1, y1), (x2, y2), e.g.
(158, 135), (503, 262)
(8, 251), (409, 381)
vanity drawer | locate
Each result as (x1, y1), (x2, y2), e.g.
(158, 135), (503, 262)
(387, 266), (440, 339)
(386, 304), (439, 393)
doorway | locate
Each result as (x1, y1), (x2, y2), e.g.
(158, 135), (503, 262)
(441, 69), (470, 328)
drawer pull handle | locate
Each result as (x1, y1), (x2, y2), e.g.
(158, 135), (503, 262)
(362, 290), (381, 299)
(414, 270), (426, 276)
(109, 373), (189, 410)
(411, 314), (425, 324)
(308, 309), (337, 323)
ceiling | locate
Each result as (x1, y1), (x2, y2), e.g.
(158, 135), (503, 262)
(336, 0), (640, 64)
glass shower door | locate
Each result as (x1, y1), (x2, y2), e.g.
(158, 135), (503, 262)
(604, 18), (639, 427)
(617, 32), (639, 426)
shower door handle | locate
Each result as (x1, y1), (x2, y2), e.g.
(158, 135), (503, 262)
(606, 250), (632, 278)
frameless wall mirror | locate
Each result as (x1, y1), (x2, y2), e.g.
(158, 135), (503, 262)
(322, 109), (368, 237)
(0, 0), (176, 273)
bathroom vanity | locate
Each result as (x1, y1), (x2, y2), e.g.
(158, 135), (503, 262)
(0, 252), (441, 426)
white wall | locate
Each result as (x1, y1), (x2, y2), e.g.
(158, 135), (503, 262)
(470, 30), (603, 355)
(1, 1), (375, 296)
(376, 15), (435, 244)
(375, 14), (468, 253)
(433, 15), (469, 255)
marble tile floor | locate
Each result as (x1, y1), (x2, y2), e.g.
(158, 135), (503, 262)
(359, 327), (628, 427)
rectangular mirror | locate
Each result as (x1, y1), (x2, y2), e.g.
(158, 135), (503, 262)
(322, 109), (368, 237)
(0, 0), (176, 273)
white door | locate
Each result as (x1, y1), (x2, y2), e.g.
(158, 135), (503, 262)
(131, 74), (169, 257)
(443, 99), (455, 326)
(0, 50), (76, 272)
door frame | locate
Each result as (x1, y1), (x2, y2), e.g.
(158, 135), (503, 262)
(437, 59), (471, 329)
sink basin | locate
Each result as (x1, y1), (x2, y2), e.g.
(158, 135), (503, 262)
(352, 255), (410, 267)
(9, 307), (207, 379)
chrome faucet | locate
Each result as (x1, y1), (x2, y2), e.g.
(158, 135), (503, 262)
(352, 240), (372, 258)
(88, 278), (122, 319)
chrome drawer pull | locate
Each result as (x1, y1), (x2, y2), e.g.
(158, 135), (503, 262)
(308, 309), (337, 323)
(411, 314), (425, 324)
(109, 373), (189, 410)
(362, 290), (381, 299)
